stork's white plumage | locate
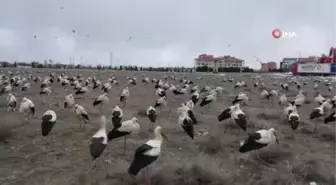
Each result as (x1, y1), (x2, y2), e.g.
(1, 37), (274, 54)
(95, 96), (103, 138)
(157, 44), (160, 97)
(40, 87), (52, 95)
(186, 100), (194, 110)
(177, 110), (194, 139)
(0, 84), (12, 94)
(284, 103), (297, 117)
(156, 88), (166, 97)
(101, 82), (111, 93)
(200, 86), (211, 93)
(260, 90), (271, 100)
(75, 86), (89, 95)
(290, 92), (306, 107)
(199, 92), (217, 107)
(321, 100), (333, 112)
(328, 86), (333, 92)
(154, 96), (167, 109)
(21, 83), (31, 91)
(93, 80), (101, 89)
(310, 104), (325, 120)
(314, 93), (325, 105)
(64, 94), (75, 109)
(74, 104), (89, 127)
(128, 126), (167, 178)
(190, 91), (199, 104)
(19, 97), (35, 121)
(90, 115), (108, 160)
(163, 82), (169, 90)
(230, 104), (247, 131)
(147, 106), (157, 131)
(279, 94), (288, 106)
(61, 79), (70, 86)
(41, 110), (57, 136)
(142, 77), (149, 84)
(288, 108), (300, 133)
(108, 117), (140, 152)
(239, 128), (279, 153)
(93, 93), (110, 113)
(190, 85), (199, 94)
(111, 105), (123, 128)
(232, 92), (248, 105)
(169, 85), (177, 92)
(7, 93), (17, 111)
(270, 90), (279, 97)
(120, 87), (129, 106)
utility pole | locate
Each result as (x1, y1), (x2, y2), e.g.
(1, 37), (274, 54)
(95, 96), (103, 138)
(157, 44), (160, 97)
(110, 52), (113, 67)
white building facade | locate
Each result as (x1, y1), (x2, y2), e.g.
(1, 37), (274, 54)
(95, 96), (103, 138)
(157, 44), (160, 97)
(194, 54), (244, 71)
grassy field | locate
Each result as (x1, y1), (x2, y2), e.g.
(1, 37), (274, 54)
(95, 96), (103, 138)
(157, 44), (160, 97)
(0, 69), (335, 185)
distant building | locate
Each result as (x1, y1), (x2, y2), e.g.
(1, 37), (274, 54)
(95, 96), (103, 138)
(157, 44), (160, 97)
(261, 62), (277, 72)
(194, 54), (244, 72)
(296, 56), (319, 63)
(280, 58), (297, 72)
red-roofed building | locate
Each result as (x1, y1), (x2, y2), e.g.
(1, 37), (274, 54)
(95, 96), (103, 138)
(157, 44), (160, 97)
(194, 54), (244, 72)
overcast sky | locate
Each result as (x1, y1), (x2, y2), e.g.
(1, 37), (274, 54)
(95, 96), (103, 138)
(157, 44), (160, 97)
(0, 0), (335, 68)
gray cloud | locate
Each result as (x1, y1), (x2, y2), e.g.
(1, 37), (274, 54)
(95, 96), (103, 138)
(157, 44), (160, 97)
(0, 0), (335, 68)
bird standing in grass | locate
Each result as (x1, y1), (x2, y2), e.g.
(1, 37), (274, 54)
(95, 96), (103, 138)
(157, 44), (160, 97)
(199, 91), (217, 108)
(278, 94), (288, 106)
(108, 117), (140, 152)
(128, 126), (167, 185)
(19, 97), (35, 122)
(146, 106), (157, 132)
(310, 104), (325, 131)
(288, 106), (300, 138)
(41, 110), (57, 137)
(232, 92), (248, 105)
(120, 87), (129, 107)
(64, 94), (75, 109)
(40, 87), (52, 104)
(93, 80), (101, 90)
(93, 93), (110, 114)
(41, 110), (57, 152)
(154, 96), (167, 109)
(231, 104), (247, 133)
(239, 128), (279, 164)
(89, 115), (108, 172)
(190, 91), (199, 104)
(0, 84), (12, 95)
(101, 81), (111, 93)
(156, 88), (166, 97)
(177, 107), (194, 140)
(260, 90), (271, 101)
(74, 104), (89, 128)
(111, 105), (123, 128)
(21, 82), (31, 91)
(7, 93), (17, 112)
(218, 105), (236, 122)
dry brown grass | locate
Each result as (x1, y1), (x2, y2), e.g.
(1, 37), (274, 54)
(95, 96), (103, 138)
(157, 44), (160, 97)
(0, 69), (335, 185)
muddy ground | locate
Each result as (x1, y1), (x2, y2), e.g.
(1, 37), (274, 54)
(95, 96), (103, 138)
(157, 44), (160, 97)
(0, 69), (335, 185)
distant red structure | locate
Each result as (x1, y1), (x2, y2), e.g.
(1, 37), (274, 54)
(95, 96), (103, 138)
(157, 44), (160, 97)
(320, 47), (336, 64)
(261, 62), (277, 72)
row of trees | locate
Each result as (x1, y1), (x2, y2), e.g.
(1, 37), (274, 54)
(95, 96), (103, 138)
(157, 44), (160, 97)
(1, 60), (286, 73)
(0, 61), (194, 72)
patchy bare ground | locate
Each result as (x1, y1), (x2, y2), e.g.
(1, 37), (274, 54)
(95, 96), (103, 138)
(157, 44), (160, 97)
(0, 69), (335, 185)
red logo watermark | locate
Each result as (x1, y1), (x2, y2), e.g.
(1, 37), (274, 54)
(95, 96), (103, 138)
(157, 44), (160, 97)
(272, 29), (297, 39)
